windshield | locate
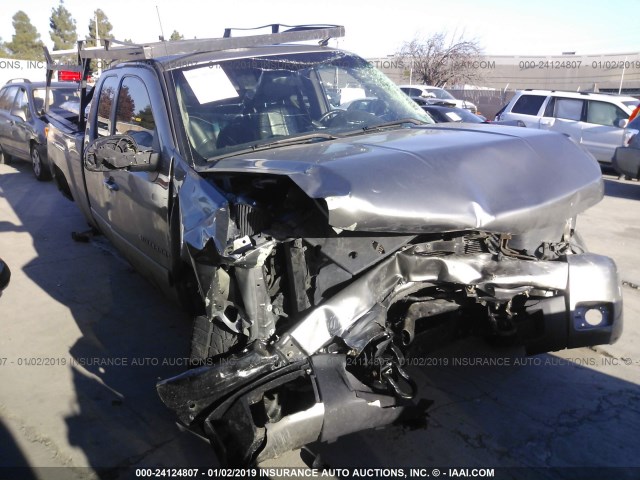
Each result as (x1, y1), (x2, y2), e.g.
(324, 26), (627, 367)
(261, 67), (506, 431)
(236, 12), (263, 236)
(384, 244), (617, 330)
(33, 87), (79, 113)
(426, 107), (483, 123)
(427, 88), (456, 100)
(171, 51), (433, 162)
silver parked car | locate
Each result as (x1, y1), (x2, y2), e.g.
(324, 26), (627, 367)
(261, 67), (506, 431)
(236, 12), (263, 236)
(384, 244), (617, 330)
(399, 84), (478, 113)
(0, 79), (79, 180)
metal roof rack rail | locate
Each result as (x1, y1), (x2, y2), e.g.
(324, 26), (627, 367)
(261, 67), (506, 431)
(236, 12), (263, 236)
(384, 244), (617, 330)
(44, 23), (344, 64)
(522, 89), (596, 95)
(548, 90), (594, 95)
(6, 78), (31, 84)
(222, 23), (343, 46)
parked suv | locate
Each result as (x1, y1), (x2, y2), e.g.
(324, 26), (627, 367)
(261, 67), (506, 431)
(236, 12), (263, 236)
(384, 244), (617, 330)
(496, 89), (639, 163)
(612, 115), (640, 179)
(0, 79), (79, 180)
(399, 84), (478, 113)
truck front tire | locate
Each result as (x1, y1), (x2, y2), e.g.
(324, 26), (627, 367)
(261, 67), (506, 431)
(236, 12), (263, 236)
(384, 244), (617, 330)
(0, 144), (9, 165)
(190, 315), (241, 364)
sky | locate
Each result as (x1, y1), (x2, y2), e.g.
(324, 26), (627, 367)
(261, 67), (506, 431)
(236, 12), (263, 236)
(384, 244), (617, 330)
(0, 0), (639, 58)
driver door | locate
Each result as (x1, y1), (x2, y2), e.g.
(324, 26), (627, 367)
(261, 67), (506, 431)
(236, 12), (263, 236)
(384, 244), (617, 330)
(84, 71), (173, 279)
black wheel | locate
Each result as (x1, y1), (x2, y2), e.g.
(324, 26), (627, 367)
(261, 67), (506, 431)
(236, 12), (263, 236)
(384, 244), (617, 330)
(190, 315), (242, 364)
(175, 267), (205, 316)
(0, 144), (9, 165)
(31, 145), (51, 181)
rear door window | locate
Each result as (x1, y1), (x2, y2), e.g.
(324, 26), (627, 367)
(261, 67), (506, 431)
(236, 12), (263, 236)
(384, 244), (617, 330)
(13, 88), (31, 120)
(511, 94), (546, 115)
(0, 86), (18, 111)
(554, 98), (584, 121)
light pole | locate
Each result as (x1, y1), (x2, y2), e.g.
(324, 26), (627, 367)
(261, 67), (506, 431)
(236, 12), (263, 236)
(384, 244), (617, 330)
(618, 56), (628, 95)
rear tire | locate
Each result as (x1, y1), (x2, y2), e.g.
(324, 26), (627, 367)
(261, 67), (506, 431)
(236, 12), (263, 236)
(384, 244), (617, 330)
(31, 145), (51, 181)
(190, 315), (241, 364)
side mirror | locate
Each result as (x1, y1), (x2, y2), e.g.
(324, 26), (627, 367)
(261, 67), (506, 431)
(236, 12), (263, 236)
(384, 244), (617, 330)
(617, 118), (629, 128)
(540, 117), (555, 128)
(11, 108), (26, 122)
(0, 258), (10, 297)
(84, 134), (160, 173)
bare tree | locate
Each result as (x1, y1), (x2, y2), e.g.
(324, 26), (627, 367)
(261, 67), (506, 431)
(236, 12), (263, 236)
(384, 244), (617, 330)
(395, 32), (483, 87)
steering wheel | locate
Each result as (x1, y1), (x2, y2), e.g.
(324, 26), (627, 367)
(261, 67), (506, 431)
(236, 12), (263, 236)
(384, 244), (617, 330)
(317, 109), (344, 126)
(189, 116), (219, 158)
(317, 109), (377, 128)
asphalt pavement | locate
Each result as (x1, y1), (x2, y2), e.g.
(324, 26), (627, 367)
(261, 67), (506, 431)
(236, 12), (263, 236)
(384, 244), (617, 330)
(0, 160), (639, 480)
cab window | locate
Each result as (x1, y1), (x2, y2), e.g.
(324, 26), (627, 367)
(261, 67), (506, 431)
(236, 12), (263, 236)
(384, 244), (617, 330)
(95, 76), (119, 138)
(114, 76), (156, 149)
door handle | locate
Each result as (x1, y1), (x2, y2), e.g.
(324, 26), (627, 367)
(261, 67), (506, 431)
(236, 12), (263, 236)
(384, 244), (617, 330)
(103, 178), (119, 191)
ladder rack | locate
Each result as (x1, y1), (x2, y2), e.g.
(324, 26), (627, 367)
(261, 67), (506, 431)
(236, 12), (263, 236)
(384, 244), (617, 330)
(45, 24), (344, 64)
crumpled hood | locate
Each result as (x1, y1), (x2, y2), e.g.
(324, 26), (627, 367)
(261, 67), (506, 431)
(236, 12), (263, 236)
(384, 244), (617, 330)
(204, 125), (604, 234)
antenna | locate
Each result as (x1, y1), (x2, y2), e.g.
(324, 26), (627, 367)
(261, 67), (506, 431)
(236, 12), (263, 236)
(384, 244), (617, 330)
(95, 12), (101, 76)
(156, 5), (166, 41)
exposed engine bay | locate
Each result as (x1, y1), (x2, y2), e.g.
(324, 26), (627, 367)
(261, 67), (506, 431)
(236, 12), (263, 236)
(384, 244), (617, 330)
(158, 168), (622, 465)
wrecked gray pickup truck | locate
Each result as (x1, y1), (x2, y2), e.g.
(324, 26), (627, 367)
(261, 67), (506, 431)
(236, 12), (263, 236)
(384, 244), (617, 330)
(44, 25), (622, 465)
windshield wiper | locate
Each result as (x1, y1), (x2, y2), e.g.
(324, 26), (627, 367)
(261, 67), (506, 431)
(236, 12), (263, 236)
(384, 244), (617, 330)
(342, 118), (427, 136)
(208, 132), (339, 162)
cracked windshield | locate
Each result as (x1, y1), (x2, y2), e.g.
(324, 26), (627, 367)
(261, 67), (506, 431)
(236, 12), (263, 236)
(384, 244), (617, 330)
(172, 51), (433, 162)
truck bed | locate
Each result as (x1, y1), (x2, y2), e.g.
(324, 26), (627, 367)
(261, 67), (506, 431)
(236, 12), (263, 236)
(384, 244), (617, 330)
(46, 111), (96, 229)
(46, 107), (83, 136)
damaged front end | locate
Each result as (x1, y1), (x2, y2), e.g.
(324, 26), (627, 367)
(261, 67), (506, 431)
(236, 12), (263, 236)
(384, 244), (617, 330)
(158, 128), (623, 465)
(158, 347), (428, 466)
